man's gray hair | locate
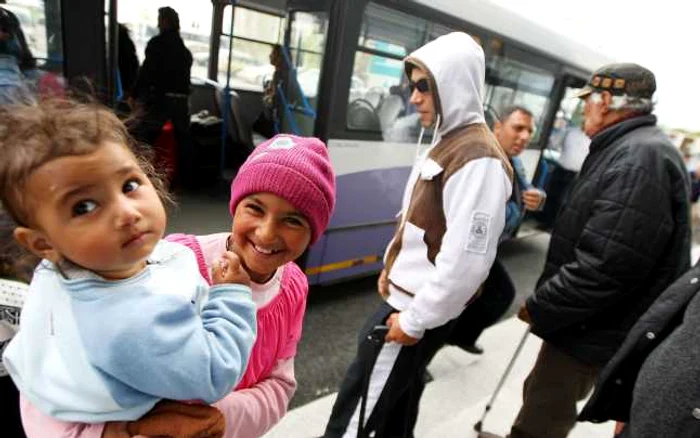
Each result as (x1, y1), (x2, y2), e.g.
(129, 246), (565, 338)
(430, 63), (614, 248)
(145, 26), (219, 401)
(590, 92), (654, 114)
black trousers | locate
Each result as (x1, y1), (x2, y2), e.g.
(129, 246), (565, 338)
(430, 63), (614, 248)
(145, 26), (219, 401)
(1, 376), (26, 438)
(446, 258), (516, 348)
(131, 96), (193, 187)
(324, 302), (453, 438)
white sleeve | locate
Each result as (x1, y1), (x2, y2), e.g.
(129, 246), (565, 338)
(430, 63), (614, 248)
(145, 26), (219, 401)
(399, 158), (511, 337)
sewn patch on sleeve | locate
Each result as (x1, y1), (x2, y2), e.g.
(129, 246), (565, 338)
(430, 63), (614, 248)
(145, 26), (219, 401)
(465, 212), (491, 254)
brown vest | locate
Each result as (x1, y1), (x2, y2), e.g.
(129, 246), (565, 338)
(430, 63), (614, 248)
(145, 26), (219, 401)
(384, 123), (512, 289)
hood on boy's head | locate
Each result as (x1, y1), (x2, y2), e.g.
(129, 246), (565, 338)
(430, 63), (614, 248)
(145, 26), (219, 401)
(404, 32), (486, 135)
(229, 135), (336, 245)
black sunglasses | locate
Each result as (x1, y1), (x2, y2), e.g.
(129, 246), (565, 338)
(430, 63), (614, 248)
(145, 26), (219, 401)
(408, 78), (430, 94)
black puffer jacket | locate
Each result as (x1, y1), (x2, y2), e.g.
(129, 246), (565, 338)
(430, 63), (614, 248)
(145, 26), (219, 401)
(526, 114), (691, 366)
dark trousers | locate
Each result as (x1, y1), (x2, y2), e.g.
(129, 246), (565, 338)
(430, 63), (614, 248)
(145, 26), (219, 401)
(1, 376), (26, 438)
(324, 302), (453, 438)
(510, 342), (600, 438)
(252, 110), (277, 139)
(446, 258), (515, 348)
(538, 166), (577, 230)
(132, 96), (193, 187)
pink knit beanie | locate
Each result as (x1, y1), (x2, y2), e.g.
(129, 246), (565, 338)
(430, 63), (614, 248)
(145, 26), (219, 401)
(229, 135), (336, 244)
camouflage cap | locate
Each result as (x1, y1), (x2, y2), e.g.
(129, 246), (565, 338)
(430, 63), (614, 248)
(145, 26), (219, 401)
(575, 63), (656, 99)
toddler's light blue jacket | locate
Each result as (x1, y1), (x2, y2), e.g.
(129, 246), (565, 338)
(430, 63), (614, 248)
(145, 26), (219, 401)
(2, 240), (256, 422)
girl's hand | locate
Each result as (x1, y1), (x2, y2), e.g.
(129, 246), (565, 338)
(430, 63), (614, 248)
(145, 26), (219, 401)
(212, 250), (251, 286)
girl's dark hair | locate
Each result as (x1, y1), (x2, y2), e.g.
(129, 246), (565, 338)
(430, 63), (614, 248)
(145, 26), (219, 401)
(158, 7), (180, 32)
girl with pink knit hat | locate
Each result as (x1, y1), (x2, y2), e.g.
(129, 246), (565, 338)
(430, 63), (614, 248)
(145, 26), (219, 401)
(22, 134), (336, 438)
(168, 134), (336, 437)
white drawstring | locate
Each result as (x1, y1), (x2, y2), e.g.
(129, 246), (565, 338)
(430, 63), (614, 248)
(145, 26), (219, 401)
(413, 114), (441, 164)
(414, 126), (426, 163)
(430, 114), (441, 149)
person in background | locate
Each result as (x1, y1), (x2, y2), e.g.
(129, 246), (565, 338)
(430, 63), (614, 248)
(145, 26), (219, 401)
(118, 23), (139, 103)
(446, 105), (544, 355)
(538, 111), (590, 231)
(0, 1), (35, 72)
(324, 32), (512, 438)
(0, 209), (36, 438)
(131, 6), (193, 188)
(579, 258), (700, 437)
(0, 6), (33, 104)
(252, 44), (287, 139)
(479, 63), (691, 438)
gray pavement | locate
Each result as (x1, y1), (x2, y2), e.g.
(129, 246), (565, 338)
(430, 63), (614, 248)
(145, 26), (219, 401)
(264, 318), (615, 438)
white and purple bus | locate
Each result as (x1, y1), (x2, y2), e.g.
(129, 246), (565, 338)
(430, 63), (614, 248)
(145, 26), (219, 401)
(26, 0), (613, 285)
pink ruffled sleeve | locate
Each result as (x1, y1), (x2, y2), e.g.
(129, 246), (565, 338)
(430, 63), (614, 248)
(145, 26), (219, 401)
(277, 264), (308, 360)
(20, 397), (104, 438)
(213, 358), (296, 438)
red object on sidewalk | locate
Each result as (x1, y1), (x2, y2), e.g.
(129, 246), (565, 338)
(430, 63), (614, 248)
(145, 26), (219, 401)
(153, 121), (177, 184)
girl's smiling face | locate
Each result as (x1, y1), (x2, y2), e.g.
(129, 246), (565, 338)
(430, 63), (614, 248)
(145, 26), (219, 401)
(230, 193), (312, 283)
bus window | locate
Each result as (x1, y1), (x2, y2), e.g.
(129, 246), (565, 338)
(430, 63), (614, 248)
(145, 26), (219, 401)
(347, 3), (426, 140)
(118, 0), (212, 80)
(288, 11), (327, 99)
(281, 10), (328, 136)
(485, 56), (555, 144)
(484, 47), (555, 180)
(1, 0), (63, 97)
(219, 6), (284, 90)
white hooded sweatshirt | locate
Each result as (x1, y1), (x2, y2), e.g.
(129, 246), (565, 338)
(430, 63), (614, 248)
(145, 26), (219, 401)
(384, 32), (512, 338)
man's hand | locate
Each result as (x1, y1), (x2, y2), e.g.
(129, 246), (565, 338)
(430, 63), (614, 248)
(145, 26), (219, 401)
(517, 304), (532, 324)
(384, 312), (419, 346)
(211, 251), (251, 286)
(522, 188), (545, 211)
(377, 269), (390, 300)
(102, 422), (130, 438)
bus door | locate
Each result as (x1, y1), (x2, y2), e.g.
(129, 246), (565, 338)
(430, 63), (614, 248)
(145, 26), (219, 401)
(530, 74), (590, 229)
(482, 38), (558, 188)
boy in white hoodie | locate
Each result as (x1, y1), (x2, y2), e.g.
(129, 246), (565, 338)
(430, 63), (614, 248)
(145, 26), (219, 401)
(323, 32), (513, 438)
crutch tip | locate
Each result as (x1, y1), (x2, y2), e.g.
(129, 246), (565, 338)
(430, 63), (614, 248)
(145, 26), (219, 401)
(473, 421), (483, 431)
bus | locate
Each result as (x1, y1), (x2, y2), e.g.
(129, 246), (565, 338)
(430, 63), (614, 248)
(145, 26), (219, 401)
(13, 0), (613, 285)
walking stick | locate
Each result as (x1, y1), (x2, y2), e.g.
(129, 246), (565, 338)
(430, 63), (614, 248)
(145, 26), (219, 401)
(473, 326), (531, 432)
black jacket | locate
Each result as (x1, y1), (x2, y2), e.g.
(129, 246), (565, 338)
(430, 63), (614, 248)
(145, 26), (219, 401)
(118, 24), (139, 97)
(526, 114), (691, 366)
(133, 29), (192, 101)
(578, 262), (700, 423)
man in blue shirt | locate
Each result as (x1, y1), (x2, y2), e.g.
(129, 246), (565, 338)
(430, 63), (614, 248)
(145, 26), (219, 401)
(447, 105), (545, 354)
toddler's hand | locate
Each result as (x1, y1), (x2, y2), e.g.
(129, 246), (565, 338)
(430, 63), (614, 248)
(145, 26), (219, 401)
(212, 251), (251, 286)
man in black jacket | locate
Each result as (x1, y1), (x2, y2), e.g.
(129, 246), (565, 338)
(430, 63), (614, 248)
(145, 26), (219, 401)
(132, 6), (193, 187)
(480, 63), (691, 438)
